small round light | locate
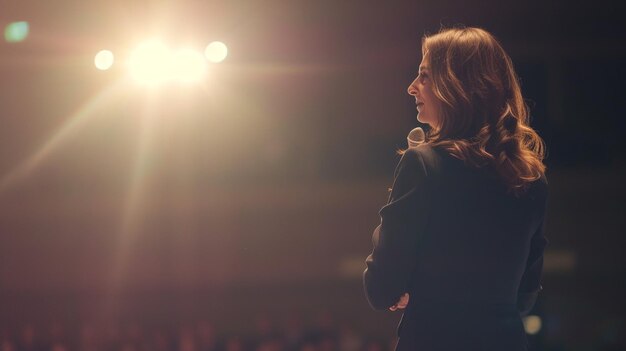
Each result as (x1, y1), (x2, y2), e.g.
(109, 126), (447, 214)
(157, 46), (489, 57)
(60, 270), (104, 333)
(4, 21), (29, 43)
(523, 315), (542, 335)
(204, 41), (228, 63)
(94, 50), (114, 70)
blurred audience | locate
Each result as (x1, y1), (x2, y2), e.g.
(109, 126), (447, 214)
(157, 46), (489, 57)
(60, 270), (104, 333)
(0, 315), (390, 351)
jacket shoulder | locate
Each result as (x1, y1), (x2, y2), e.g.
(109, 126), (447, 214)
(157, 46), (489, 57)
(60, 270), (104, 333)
(527, 172), (549, 202)
(403, 143), (444, 177)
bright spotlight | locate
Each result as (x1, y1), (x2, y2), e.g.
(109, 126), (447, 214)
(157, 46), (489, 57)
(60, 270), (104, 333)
(523, 315), (542, 335)
(204, 41), (228, 63)
(4, 21), (29, 43)
(128, 40), (171, 85)
(94, 50), (114, 70)
(171, 48), (207, 82)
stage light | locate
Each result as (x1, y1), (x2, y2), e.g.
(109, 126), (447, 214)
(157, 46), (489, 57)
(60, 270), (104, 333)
(94, 50), (114, 70)
(171, 48), (207, 82)
(4, 21), (29, 43)
(523, 315), (542, 335)
(128, 40), (171, 85)
(204, 41), (228, 63)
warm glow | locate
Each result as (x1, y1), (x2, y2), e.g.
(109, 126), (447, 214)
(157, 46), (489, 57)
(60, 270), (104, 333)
(171, 48), (207, 82)
(94, 50), (114, 70)
(0, 82), (124, 193)
(523, 315), (542, 335)
(128, 40), (208, 85)
(204, 41), (228, 63)
(128, 40), (172, 85)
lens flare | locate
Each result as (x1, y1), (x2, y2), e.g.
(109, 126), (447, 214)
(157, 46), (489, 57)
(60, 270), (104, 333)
(128, 40), (208, 85)
(204, 41), (228, 63)
(128, 40), (171, 85)
(94, 50), (114, 70)
(171, 48), (207, 82)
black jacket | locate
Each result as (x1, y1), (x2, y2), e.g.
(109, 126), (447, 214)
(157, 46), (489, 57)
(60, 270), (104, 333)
(363, 144), (548, 351)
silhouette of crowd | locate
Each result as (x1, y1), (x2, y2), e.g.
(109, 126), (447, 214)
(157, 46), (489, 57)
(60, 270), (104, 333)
(1, 314), (395, 351)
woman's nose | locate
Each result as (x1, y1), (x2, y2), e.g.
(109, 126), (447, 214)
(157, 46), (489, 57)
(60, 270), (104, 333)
(407, 82), (417, 96)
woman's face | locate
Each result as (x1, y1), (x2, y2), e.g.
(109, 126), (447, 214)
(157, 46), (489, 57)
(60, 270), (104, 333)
(407, 57), (441, 127)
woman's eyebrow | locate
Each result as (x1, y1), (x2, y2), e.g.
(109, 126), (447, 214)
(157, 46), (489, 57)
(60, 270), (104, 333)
(419, 66), (429, 72)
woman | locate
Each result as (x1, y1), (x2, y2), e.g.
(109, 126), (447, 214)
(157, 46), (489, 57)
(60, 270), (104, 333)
(363, 27), (548, 351)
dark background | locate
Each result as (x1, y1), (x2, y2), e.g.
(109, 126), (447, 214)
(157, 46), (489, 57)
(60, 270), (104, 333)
(1, 0), (625, 350)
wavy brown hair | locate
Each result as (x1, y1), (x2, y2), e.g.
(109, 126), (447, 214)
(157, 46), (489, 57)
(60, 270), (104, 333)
(417, 27), (546, 196)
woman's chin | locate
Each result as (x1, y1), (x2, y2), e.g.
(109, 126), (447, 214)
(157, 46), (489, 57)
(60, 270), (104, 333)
(417, 115), (431, 125)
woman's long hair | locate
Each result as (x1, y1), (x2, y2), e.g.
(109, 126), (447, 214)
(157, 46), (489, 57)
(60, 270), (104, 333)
(419, 27), (546, 196)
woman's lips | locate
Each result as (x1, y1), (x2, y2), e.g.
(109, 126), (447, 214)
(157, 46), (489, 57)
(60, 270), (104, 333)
(416, 103), (424, 109)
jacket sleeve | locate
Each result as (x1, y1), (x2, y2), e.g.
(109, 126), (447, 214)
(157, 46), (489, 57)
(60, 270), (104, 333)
(517, 190), (549, 316)
(363, 149), (431, 311)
